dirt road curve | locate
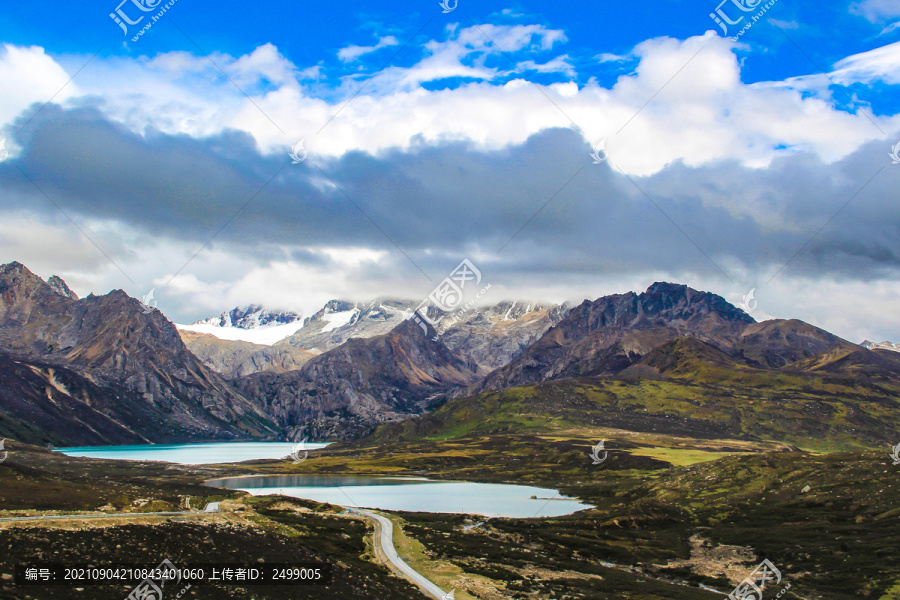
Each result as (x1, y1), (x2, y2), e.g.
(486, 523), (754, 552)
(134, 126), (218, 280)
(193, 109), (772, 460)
(346, 507), (452, 600)
(0, 504), (451, 598)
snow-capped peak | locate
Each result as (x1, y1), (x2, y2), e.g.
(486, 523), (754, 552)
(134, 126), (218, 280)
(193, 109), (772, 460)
(176, 305), (305, 345)
(192, 305), (302, 330)
(861, 340), (900, 353)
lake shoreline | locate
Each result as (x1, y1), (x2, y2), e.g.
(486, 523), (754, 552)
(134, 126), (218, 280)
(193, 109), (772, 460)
(207, 472), (594, 518)
(56, 441), (331, 465)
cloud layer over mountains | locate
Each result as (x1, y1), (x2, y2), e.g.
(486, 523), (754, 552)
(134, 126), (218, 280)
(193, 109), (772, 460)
(1, 26), (900, 343)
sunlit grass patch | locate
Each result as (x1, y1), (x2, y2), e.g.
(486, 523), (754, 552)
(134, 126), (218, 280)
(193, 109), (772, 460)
(628, 447), (744, 467)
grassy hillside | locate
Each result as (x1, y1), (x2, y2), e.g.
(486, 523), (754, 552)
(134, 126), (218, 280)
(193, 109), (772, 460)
(367, 339), (900, 451)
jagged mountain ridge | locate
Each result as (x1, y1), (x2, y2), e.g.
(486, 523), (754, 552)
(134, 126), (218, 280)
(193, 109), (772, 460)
(275, 298), (417, 354)
(475, 282), (757, 394)
(181, 297), (569, 380)
(234, 318), (486, 440)
(361, 283), (900, 448)
(46, 275), (78, 300)
(0, 262), (280, 445)
(438, 300), (570, 371)
(275, 297), (570, 370)
(193, 304), (302, 329)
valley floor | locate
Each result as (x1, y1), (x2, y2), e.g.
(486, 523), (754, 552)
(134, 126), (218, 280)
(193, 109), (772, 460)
(1, 434), (899, 600)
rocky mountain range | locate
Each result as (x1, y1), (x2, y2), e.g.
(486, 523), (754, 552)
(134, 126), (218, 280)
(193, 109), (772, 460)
(179, 298), (569, 380)
(178, 298), (569, 439)
(0, 262), (280, 445)
(2, 260), (898, 448)
(369, 317), (900, 450)
(184, 298), (569, 377)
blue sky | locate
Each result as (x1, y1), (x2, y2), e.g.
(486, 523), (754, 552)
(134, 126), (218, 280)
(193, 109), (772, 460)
(1, 0), (900, 343)
(2, 0), (898, 95)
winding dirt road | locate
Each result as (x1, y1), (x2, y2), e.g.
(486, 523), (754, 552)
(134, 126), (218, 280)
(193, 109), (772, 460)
(0, 504), (451, 598)
(346, 507), (452, 600)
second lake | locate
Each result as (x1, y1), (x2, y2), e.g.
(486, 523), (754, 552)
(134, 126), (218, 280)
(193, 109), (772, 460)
(206, 474), (594, 518)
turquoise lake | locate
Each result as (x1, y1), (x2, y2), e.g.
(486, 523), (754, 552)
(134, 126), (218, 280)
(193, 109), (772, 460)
(206, 474), (593, 518)
(56, 442), (330, 465)
(55, 443), (593, 517)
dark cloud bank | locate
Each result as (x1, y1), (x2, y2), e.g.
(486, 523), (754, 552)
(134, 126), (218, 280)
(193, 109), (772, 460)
(2, 105), (899, 287)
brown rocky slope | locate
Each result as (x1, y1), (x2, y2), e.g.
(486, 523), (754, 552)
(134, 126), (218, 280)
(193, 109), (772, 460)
(0, 262), (279, 445)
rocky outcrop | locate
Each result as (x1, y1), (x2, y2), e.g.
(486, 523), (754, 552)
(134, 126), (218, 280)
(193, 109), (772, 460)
(0, 351), (152, 446)
(734, 319), (857, 369)
(47, 275), (78, 300)
(179, 330), (315, 378)
(275, 298), (417, 354)
(439, 301), (569, 371)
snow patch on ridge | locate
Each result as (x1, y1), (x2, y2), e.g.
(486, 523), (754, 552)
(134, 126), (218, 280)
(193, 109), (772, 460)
(319, 308), (359, 333)
(176, 321), (305, 345)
